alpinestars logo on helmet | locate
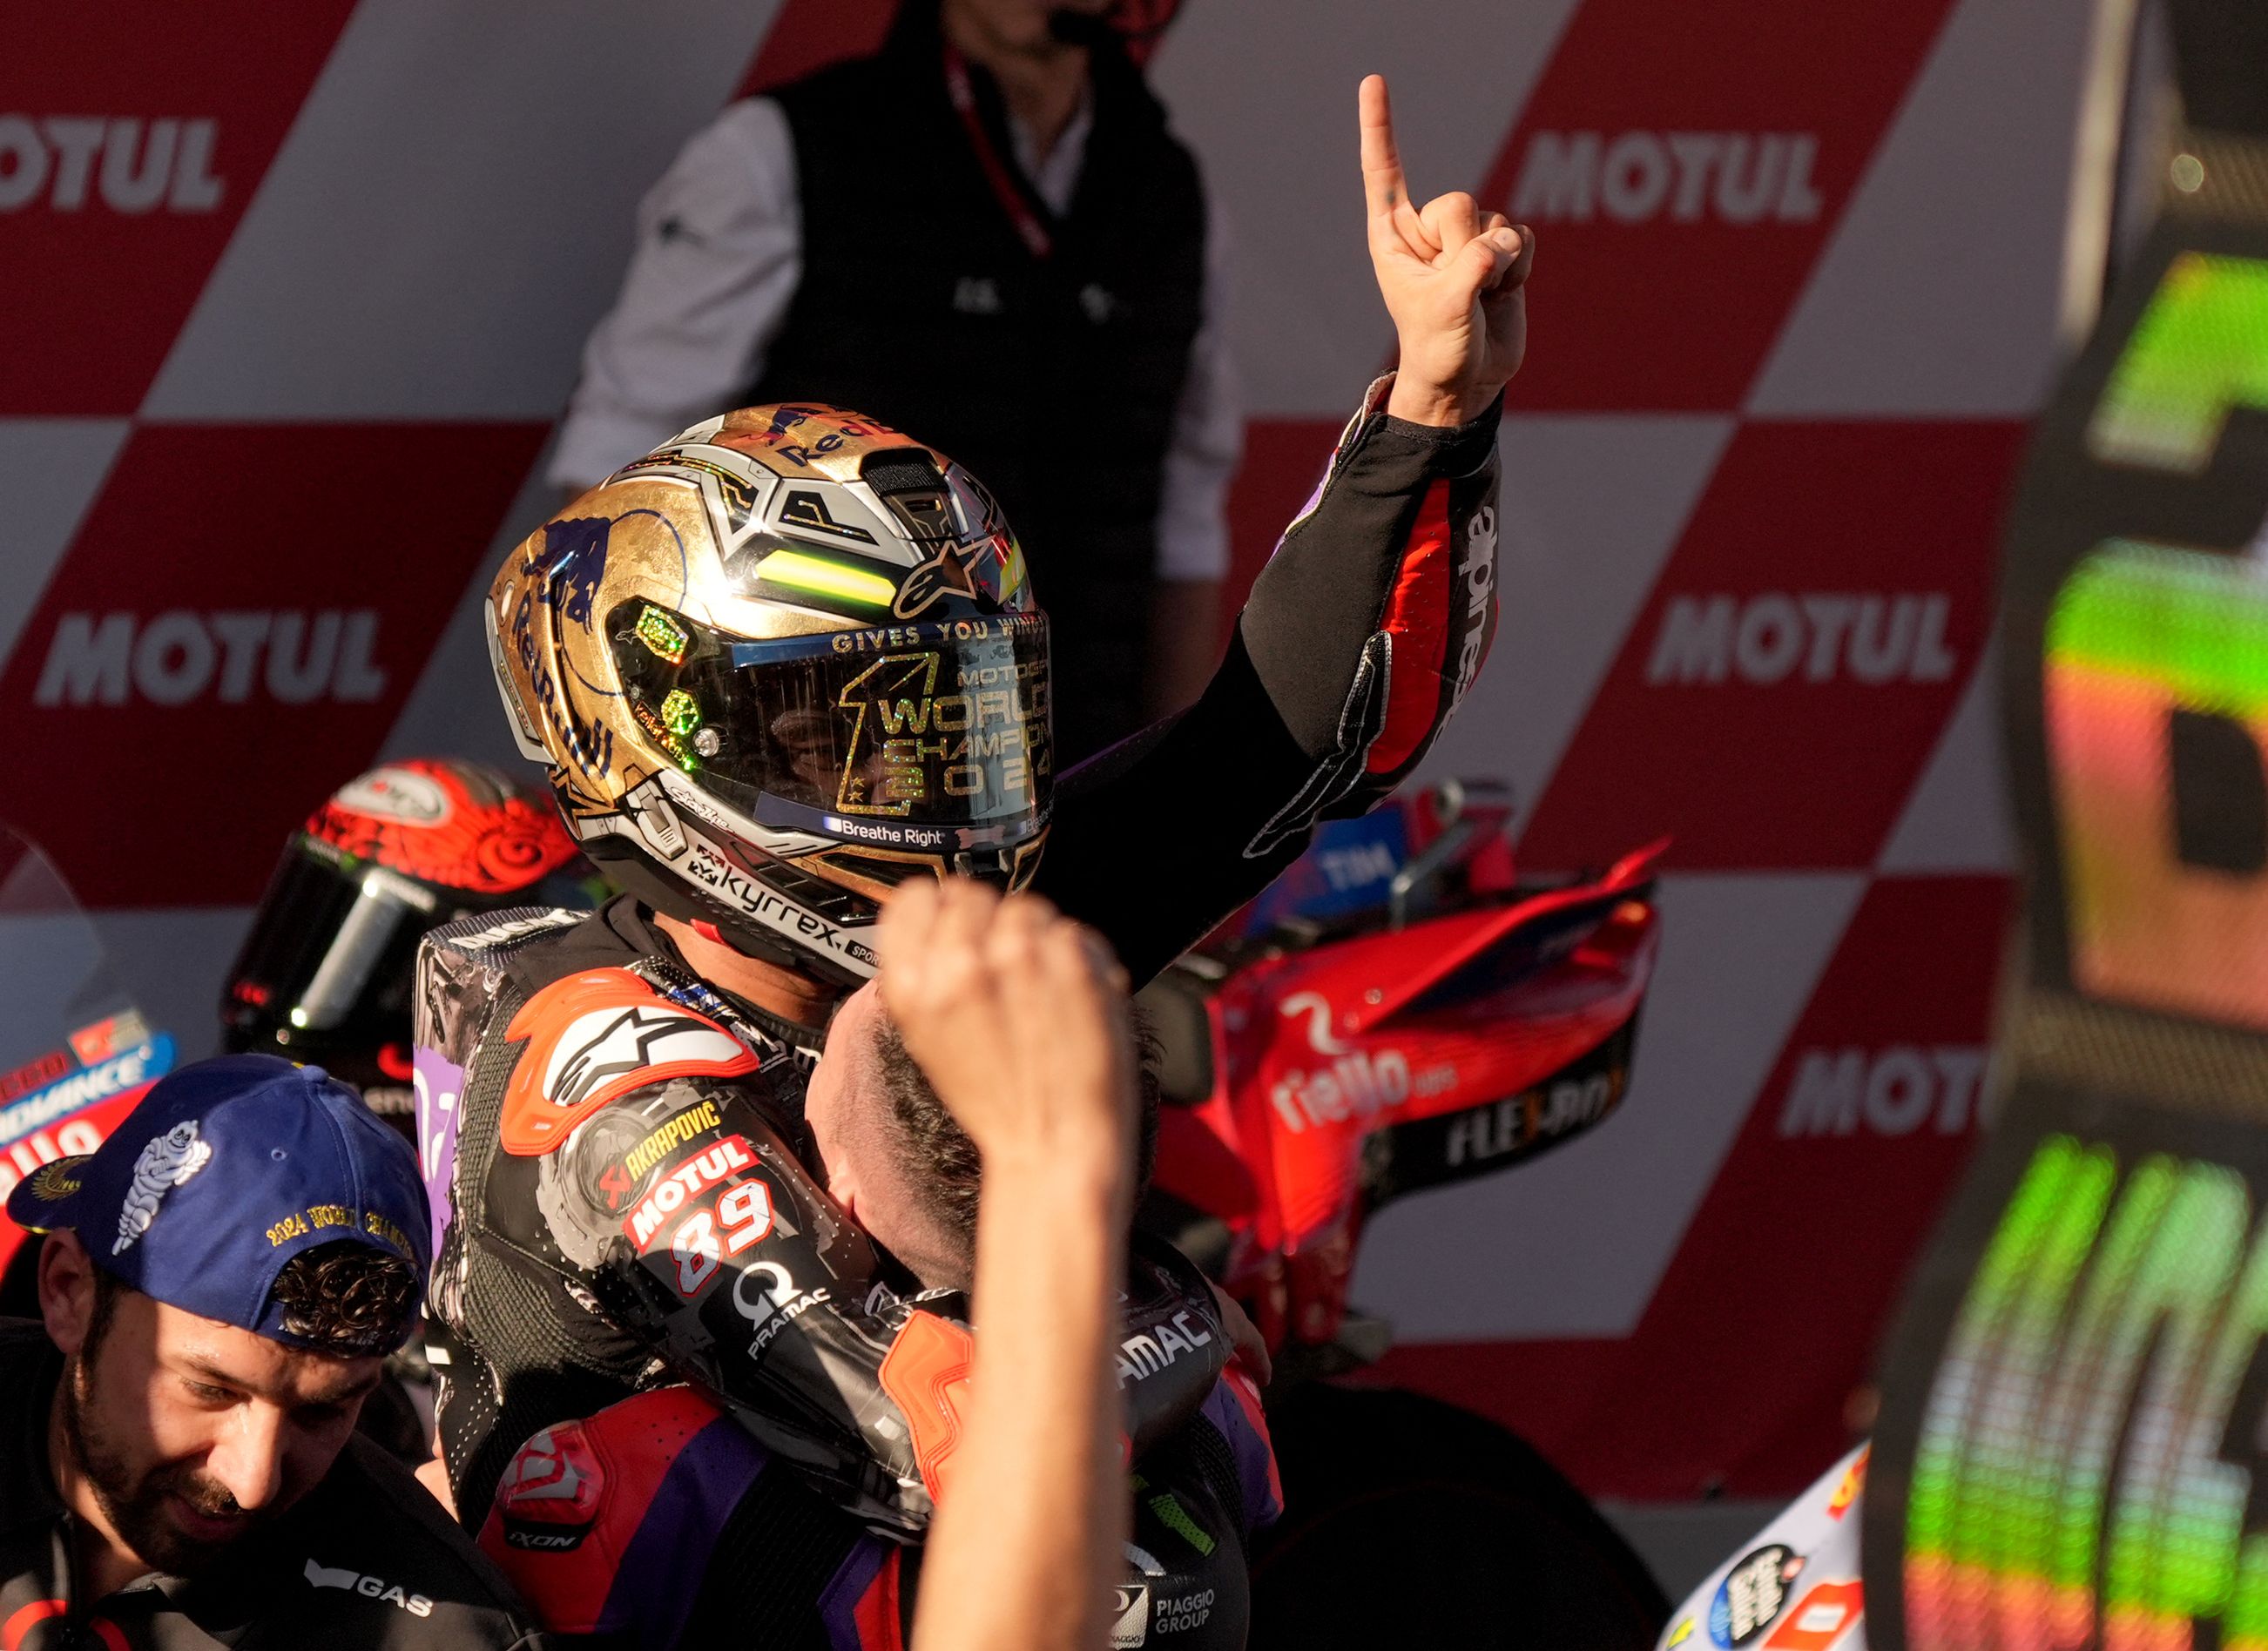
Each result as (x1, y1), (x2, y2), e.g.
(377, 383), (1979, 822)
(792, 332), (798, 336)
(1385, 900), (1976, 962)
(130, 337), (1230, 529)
(893, 544), (980, 619)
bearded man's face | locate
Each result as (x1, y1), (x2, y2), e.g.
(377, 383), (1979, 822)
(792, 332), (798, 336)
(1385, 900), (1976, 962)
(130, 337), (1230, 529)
(59, 1282), (377, 1576)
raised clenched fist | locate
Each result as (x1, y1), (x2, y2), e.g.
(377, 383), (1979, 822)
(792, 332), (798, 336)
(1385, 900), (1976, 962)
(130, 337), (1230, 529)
(875, 879), (1136, 1186)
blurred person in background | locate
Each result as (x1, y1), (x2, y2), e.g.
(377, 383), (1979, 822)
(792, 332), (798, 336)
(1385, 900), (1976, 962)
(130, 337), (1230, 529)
(550, 0), (1236, 760)
(1, 1055), (543, 1648)
(0, 760), (597, 1467)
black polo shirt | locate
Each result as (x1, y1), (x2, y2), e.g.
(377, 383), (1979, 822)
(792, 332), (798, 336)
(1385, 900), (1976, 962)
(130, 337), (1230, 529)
(0, 1321), (544, 1649)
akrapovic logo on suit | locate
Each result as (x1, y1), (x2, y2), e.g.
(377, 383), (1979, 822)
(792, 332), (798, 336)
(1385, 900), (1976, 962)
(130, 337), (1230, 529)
(0, 118), (224, 212)
(1510, 131), (1822, 225)
(33, 611), (388, 706)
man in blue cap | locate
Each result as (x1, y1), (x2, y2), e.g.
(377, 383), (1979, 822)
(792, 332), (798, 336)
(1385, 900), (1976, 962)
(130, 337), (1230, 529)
(2, 1054), (545, 1648)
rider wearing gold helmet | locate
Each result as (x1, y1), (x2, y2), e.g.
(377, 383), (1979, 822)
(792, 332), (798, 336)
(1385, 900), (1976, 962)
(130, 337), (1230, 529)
(483, 408), (1053, 991)
(416, 75), (1531, 1528)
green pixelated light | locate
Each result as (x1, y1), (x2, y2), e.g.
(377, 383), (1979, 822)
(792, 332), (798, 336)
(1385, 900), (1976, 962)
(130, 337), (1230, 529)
(754, 548), (897, 611)
(2089, 253), (2268, 474)
(659, 689), (701, 737)
(636, 603), (690, 666)
(2049, 540), (2268, 718)
(1900, 1134), (2268, 1648)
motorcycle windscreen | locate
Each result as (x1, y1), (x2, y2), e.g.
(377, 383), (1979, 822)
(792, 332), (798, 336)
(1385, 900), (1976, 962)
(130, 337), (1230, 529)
(0, 826), (175, 1277)
(609, 600), (1053, 857)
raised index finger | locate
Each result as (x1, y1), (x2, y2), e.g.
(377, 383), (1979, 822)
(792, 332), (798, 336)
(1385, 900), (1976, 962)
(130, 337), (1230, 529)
(1358, 74), (1407, 219)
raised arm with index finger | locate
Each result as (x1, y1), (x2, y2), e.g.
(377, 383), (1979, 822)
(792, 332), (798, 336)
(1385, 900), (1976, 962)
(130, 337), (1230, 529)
(1034, 73), (1533, 979)
(1360, 73), (1535, 428)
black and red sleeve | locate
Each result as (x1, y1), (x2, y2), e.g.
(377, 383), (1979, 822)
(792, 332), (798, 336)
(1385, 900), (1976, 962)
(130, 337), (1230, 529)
(1040, 374), (1502, 983)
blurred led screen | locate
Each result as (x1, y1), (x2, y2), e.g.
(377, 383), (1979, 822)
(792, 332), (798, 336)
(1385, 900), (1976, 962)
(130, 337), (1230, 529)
(2088, 253), (2268, 474)
(2049, 542), (2268, 1029)
(1900, 1123), (2268, 1648)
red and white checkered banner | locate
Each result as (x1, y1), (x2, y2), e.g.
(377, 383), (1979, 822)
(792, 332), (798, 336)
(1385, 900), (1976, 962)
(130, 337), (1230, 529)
(0, 0), (2098, 1502)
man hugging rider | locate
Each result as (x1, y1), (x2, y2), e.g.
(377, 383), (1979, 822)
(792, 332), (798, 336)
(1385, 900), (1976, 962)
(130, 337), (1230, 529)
(415, 73), (1529, 1648)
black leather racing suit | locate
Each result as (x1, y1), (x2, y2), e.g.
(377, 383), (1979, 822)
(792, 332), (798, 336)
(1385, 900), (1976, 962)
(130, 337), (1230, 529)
(415, 376), (1506, 1525)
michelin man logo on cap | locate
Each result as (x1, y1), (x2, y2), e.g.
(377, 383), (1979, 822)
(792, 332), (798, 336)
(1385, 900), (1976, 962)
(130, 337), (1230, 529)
(112, 1120), (211, 1257)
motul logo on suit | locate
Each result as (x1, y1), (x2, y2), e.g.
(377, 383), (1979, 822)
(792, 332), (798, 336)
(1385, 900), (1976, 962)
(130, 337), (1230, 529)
(1644, 593), (1956, 685)
(0, 118), (224, 212)
(33, 611), (387, 706)
(1511, 131), (1822, 225)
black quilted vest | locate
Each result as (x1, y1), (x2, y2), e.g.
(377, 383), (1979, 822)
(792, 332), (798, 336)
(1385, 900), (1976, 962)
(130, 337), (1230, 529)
(752, 4), (1207, 760)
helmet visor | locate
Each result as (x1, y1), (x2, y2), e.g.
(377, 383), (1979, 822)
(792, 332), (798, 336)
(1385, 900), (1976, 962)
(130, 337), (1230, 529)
(611, 604), (1053, 857)
(222, 839), (596, 1058)
(221, 841), (437, 1052)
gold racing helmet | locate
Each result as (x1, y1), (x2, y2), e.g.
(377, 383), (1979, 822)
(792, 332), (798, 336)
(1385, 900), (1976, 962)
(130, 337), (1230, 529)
(486, 404), (1050, 984)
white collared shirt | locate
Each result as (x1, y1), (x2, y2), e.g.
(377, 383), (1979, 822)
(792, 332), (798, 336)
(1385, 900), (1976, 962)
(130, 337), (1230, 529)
(550, 94), (1240, 583)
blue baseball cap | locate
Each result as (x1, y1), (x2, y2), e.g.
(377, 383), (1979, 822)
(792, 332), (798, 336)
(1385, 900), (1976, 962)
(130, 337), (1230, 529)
(6, 1054), (430, 1350)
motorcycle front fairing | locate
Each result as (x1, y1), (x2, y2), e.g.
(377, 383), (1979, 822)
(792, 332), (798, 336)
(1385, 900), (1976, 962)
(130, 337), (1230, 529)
(1146, 830), (1664, 1352)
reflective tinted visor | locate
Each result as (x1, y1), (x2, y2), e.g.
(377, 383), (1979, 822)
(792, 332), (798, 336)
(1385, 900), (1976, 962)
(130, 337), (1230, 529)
(611, 603), (1053, 858)
(222, 841), (439, 1054)
(223, 839), (593, 1058)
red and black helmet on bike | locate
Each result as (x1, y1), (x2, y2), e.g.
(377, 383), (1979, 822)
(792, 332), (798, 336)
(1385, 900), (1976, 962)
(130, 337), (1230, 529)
(221, 758), (596, 1109)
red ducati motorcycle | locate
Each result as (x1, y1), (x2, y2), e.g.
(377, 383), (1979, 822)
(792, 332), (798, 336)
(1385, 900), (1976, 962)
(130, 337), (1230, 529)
(1138, 779), (1672, 1648)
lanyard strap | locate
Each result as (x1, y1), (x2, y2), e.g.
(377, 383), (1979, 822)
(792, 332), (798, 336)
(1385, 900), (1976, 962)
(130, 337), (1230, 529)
(942, 44), (1054, 259)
